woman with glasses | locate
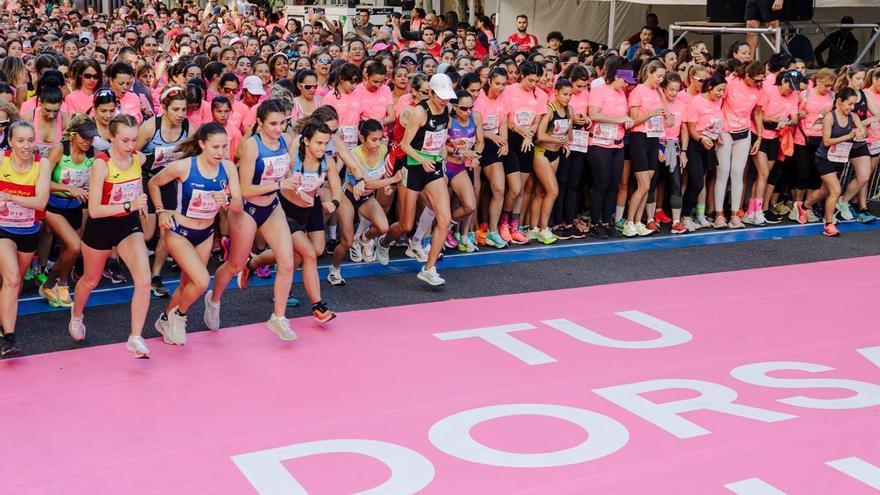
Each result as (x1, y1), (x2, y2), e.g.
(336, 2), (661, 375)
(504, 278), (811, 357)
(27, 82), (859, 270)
(69, 114), (151, 357)
(148, 123), (243, 346)
(445, 90), (483, 252)
(713, 62), (763, 228)
(106, 62), (143, 123)
(65, 59), (102, 114)
(311, 49), (333, 97)
(39, 115), (97, 309)
(291, 69), (322, 120)
(0, 121), (52, 357)
(136, 86), (190, 298)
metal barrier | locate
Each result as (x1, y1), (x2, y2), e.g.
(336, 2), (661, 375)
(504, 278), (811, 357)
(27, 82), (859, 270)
(669, 23), (782, 57)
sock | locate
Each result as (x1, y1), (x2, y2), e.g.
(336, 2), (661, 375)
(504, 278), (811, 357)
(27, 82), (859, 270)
(510, 213), (521, 230)
(151, 275), (161, 283)
(413, 207), (435, 243)
(500, 211), (510, 226)
(355, 219), (372, 237)
(646, 203), (656, 221)
(696, 204), (705, 218)
(174, 308), (186, 317)
(160, 312), (168, 321)
(480, 222), (488, 231)
(755, 198), (764, 212)
(328, 225), (338, 239)
(615, 205), (625, 222)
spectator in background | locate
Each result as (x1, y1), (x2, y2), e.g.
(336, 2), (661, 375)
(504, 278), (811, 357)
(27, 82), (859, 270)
(624, 26), (656, 61)
(627, 13), (667, 48)
(506, 14), (539, 51)
(814, 16), (859, 68)
(745, 0), (783, 56)
(545, 31), (563, 57)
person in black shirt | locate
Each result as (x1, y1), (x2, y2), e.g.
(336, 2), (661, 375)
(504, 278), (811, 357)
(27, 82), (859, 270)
(814, 16), (859, 68)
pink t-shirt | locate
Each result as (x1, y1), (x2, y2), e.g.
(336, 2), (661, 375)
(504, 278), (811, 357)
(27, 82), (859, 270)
(568, 88), (590, 117)
(588, 83), (627, 149)
(503, 83), (544, 130)
(865, 89), (880, 149)
(353, 83), (393, 122)
(64, 89), (93, 115)
(21, 96), (71, 116)
(323, 89), (364, 148)
(230, 100), (251, 135)
(628, 83), (664, 134)
(721, 77), (761, 133)
(664, 96), (687, 140)
(119, 91), (144, 124)
(686, 94), (723, 139)
(757, 84), (798, 140)
(224, 120), (242, 161)
(474, 89), (506, 134)
(799, 88), (833, 141)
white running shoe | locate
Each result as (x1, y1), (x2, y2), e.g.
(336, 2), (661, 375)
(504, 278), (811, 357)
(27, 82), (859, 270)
(753, 210), (767, 226)
(68, 311), (86, 342)
(375, 236), (390, 266)
(417, 265), (446, 286)
(406, 239), (429, 262)
(743, 211), (757, 225)
(203, 291), (221, 330)
(155, 313), (175, 345)
(126, 336), (150, 358)
(697, 215), (711, 229)
(267, 314), (298, 341)
(327, 267), (346, 286)
(807, 208), (820, 223)
(622, 222), (638, 237)
(635, 223), (653, 236)
(359, 235), (376, 263)
(683, 217), (699, 232)
(836, 199), (854, 221)
(169, 309), (187, 346)
(349, 240), (363, 263)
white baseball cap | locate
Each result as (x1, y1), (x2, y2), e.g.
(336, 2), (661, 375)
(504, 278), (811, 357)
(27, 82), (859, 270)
(429, 73), (456, 100)
(242, 75), (265, 95)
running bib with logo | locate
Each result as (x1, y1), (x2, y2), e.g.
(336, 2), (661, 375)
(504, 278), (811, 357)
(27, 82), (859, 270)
(869, 140), (880, 156)
(421, 129), (448, 155)
(552, 119), (571, 138)
(108, 179), (141, 205)
(61, 168), (90, 189)
(592, 123), (618, 146)
(340, 126), (358, 148)
(152, 145), (179, 169)
(185, 189), (222, 219)
(515, 110), (535, 127)
(294, 171), (325, 193)
(0, 201), (35, 228)
(260, 154), (288, 184)
(570, 129), (589, 153)
(646, 116), (665, 138)
(828, 142), (853, 163)
(484, 114), (499, 133)
(703, 119), (723, 140)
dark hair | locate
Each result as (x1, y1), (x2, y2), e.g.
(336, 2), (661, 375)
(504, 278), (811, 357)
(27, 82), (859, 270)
(661, 72), (683, 88)
(726, 41), (750, 59)
(74, 58), (103, 90)
(546, 31), (563, 43)
(519, 60), (543, 79)
(298, 118), (332, 160)
(108, 113), (138, 135)
(256, 98), (288, 124)
(735, 60), (764, 81)
(457, 72), (481, 92)
(364, 61), (387, 79)
(563, 64), (589, 83)
(292, 69), (317, 97)
(203, 61), (226, 83)
(175, 122), (227, 158)
(836, 86), (858, 103)
(453, 90), (472, 102)
(329, 63), (361, 96)
(358, 118), (383, 137)
(219, 72), (239, 90)
(604, 55), (632, 84)
(482, 66), (508, 94)
(292, 105), (339, 134)
(35, 70), (65, 106)
(211, 95), (231, 111)
(766, 52), (794, 73)
(185, 80), (204, 107)
(702, 69), (727, 93)
(35, 53), (59, 73)
(554, 77), (572, 91)
(107, 62), (135, 79)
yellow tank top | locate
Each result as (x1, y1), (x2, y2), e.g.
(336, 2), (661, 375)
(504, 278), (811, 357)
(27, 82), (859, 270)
(100, 153), (142, 215)
(0, 152), (42, 229)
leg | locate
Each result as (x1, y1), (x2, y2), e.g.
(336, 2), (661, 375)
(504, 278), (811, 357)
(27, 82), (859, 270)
(534, 157), (560, 229)
(0, 241), (29, 335)
(259, 208), (294, 318)
(116, 233), (151, 338)
(164, 231), (212, 314)
(421, 178), (452, 270)
(44, 211), (81, 285)
(485, 162), (506, 232)
(331, 198), (355, 269)
(210, 210), (257, 304)
(292, 231), (321, 304)
(72, 245), (111, 319)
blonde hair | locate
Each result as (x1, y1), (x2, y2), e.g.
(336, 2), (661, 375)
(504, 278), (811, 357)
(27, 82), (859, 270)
(0, 100), (20, 123)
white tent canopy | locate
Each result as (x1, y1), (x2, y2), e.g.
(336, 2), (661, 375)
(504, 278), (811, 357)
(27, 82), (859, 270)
(494, 0), (880, 61)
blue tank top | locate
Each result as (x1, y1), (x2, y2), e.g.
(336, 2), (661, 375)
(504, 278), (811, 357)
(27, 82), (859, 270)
(253, 133), (289, 196)
(449, 114), (476, 152)
(176, 156), (229, 220)
(142, 115), (189, 173)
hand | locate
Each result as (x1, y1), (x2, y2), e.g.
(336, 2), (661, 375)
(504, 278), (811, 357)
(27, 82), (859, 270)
(354, 180), (366, 197)
(620, 40), (631, 53)
(383, 185), (394, 195)
(854, 128), (867, 141)
(419, 156), (436, 173)
(211, 190), (229, 206)
(296, 188), (315, 207)
(680, 152), (688, 169)
(658, 150), (666, 163)
(158, 210), (174, 230)
(135, 193), (149, 215)
(499, 144), (509, 157)
(521, 137), (533, 153)
(69, 187), (88, 202)
(322, 200), (336, 214)
(624, 117), (635, 130)
(772, 0), (783, 11)
(280, 175), (300, 191)
(701, 136), (714, 150)
(749, 138), (761, 156)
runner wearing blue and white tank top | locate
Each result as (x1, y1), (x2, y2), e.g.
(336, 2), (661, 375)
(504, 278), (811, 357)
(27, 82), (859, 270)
(147, 123), (243, 346)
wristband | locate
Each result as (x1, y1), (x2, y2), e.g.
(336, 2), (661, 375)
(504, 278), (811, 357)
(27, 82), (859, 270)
(331, 199), (340, 208)
(155, 207), (165, 213)
(357, 177), (365, 184)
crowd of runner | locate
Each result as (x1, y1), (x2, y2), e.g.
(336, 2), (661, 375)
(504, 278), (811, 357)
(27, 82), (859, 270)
(0, 0), (878, 358)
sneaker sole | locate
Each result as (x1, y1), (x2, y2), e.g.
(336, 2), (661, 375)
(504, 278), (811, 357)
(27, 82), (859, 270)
(417, 273), (446, 286)
(313, 312), (337, 324)
(155, 320), (176, 345)
(2, 347), (21, 357)
(270, 328), (298, 341)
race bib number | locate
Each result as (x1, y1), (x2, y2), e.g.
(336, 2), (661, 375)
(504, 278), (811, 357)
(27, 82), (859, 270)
(570, 129), (589, 153)
(552, 119), (571, 138)
(340, 126), (358, 148)
(186, 189), (222, 219)
(421, 129), (448, 155)
(646, 116), (665, 138)
(152, 145), (179, 169)
(295, 170), (325, 193)
(260, 154), (288, 184)
(108, 179), (141, 205)
(592, 123), (618, 146)
(828, 142), (853, 163)
(703, 119), (723, 140)
(515, 110), (535, 127)
(484, 114), (499, 133)
(869, 140), (880, 156)
(0, 200), (35, 228)
(61, 168), (90, 189)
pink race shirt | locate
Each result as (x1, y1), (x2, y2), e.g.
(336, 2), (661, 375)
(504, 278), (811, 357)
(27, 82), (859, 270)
(865, 89), (880, 151)
(664, 96), (688, 140)
(474, 89), (507, 134)
(628, 83), (664, 134)
(394, 93), (414, 117)
(799, 88), (833, 141)
(721, 76), (761, 133)
(324, 89), (364, 148)
(686, 94), (724, 139)
(757, 84), (799, 140)
(568, 88), (590, 117)
(64, 89), (93, 115)
(353, 83), (393, 122)
(588, 83), (627, 149)
(503, 83), (544, 129)
(230, 100), (251, 134)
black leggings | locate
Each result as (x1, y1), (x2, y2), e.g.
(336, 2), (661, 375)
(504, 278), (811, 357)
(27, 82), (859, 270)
(794, 138), (821, 190)
(683, 146), (710, 217)
(587, 146), (624, 225)
(653, 162), (683, 210)
(551, 150), (586, 225)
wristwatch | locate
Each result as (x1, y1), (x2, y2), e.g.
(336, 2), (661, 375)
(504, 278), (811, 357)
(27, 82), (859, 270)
(123, 201), (132, 213)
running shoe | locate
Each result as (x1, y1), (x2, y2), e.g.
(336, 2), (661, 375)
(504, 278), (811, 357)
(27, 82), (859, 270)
(325, 238), (339, 255)
(1, 333), (20, 357)
(614, 218), (625, 232)
(697, 215), (711, 229)
(361, 236), (377, 262)
(589, 224), (609, 239)
(728, 215), (745, 229)
(327, 267), (346, 286)
(794, 201), (808, 224)
(155, 313), (175, 345)
(743, 211), (756, 225)
(24, 262), (35, 282)
(683, 217), (699, 232)
(568, 225), (586, 239)
(391, 235), (409, 248)
(287, 296), (300, 307)
(788, 204), (801, 222)
(466, 232), (479, 251)
(573, 218), (589, 234)
(622, 221), (638, 237)
(538, 228), (557, 244)
(823, 222), (840, 237)
(671, 221), (687, 234)
(126, 335), (150, 358)
(39, 283), (60, 307)
(417, 265), (446, 286)
(405, 239), (429, 262)
(445, 231), (458, 249)
(54, 284), (73, 308)
(836, 199), (854, 221)
(107, 259), (127, 284)
(807, 207), (821, 223)
(752, 210), (767, 226)
(68, 310), (86, 342)
(606, 223), (622, 238)
(312, 301), (337, 324)
(773, 202), (791, 216)
(462, 235), (478, 252)
(203, 291), (221, 330)
(485, 231), (507, 248)
(475, 229), (487, 246)
(525, 227), (541, 239)
(349, 240), (364, 263)
(645, 220), (659, 233)
(635, 223), (653, 237)
(509, 228), (529, 244)
(552, 225), (571, 240)
(712, 216), (728, 229)
(499, 223), (513, 243)
(856, 209), (877, 223)
(763, 210), (783, 224)
(654, 209), (673, 224)
(169, 309), (187, 345)
(220, 235), (230, 261)
(237, 256), (255, 289)
(255, 265), (272, 278)
(375, 237), (390, 266)
(151, 276), (170, 298)
(267, 314), (298, 341)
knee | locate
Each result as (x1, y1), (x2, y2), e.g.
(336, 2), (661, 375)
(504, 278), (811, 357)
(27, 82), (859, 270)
(491, 181), (505, 197)
(298, 248), (317, 266)
(546, 184), (559, 198)
(276, 256), (295, 274)
(192, 273), (210, 294)
(507, 182), (522, 197)
(460, 199), (475, 217)
(131, 273), (152, 290)
(375, 222), (389, 235)
(434, 211), (452, 230)
(339, 233), (353, 249)
(2, 272), (20, 291)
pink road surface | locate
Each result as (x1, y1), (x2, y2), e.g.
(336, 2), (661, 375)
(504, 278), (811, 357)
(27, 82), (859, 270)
(2, 257), (880, 494)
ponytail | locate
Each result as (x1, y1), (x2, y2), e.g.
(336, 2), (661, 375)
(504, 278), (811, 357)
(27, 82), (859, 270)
(175, 122), (227, 158)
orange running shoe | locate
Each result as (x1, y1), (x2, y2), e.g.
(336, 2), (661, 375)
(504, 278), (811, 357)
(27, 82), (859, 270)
(499, 223), (513, 242)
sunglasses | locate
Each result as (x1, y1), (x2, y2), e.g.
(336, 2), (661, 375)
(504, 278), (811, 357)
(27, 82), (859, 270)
(751, 76), (765, 82)
(301, 84), (317, 90)
(0, 119), (9, 127)
(316, 57), (332, 64)
(692, 77), (706, 82)
(455, 105), (473, 111)
(82, 72), (100, 80)
(222, 86), (238, 93)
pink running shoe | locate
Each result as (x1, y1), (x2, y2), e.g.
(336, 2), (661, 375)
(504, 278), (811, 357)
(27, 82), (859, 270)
(499, 223), (513, 243)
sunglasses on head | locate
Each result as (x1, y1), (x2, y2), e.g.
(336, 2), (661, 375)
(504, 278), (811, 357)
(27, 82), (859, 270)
(94, 88), (117, 101)
(0, 120), (9, 126)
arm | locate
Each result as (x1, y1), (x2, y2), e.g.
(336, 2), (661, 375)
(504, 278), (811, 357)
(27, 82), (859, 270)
(474, 113), (485, 156)
(628, 103), (662, 126)
(222, 160), (244, 214)
(135, 117), (156, 150)
(400, 107), (435, 171)
(589, 105), (629, 125)
(382, 102), (396, 126)
(322, 157), (343, 213)
(86, 159), (141, 218)
(750, 105), (764, 155)
(147, 158), (187, 229)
